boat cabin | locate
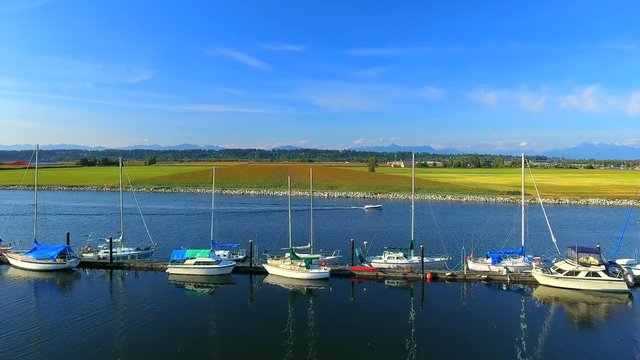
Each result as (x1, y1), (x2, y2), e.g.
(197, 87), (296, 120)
(565, 246), (604, 266)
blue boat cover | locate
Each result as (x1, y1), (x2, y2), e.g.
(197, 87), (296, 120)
(170, 249), (220, 261)
(485, 247), (525, 265)
(211, 241), (239, 249)
(24, 241), (74, 260)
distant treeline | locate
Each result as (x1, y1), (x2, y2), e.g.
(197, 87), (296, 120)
(0, 148), (637, 168)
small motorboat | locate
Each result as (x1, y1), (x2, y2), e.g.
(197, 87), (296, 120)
(363, 204), (382, 210)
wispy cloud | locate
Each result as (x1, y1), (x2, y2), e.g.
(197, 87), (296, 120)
(560, 85), (602, 112)
(207, 48), (271, 70)
(0, 89), (281, 113)
(624, 91), (640, 116)
(516, 93), (547, 112)
(38, 57), (153, 84)
(260, 43), (305, 51)
(421, 86), (445, 101)
(471, 89), (500, 107)
(301, 90), (381, 112)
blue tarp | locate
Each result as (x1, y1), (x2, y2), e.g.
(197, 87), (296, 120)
(485, 247), (525, 265)
(169, 249), (220, 261)
(211, 241), (239, 249)
(24, 241), (74, 261)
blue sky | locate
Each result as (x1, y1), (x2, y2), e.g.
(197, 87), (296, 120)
(2, 0), (640, 151)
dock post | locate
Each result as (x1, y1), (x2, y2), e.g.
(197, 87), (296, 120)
(350, 239), (355, 266)
(109, 236), (113, 264)
(249, 239), (253, 268)
(66, 231), (70, 246)
(420, 245), (424, 278)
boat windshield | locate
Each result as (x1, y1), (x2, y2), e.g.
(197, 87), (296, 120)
(566, 246), (604, 266)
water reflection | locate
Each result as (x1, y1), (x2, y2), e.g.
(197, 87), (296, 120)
(532, 285), (633, 327)
(383, 279), (417, 360)
(168, 274), (235, 295)
(3, 267), (80, 292)
(263, 275), (330, 360)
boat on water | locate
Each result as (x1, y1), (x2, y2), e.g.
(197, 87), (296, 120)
(4, 145), (80, 271)
(81, 158), (157, 260)
(531, 246), (632, 292)
(166, 168), (236, 276)
(166, 249), (235, 275)
(467, 153), (533, 273)
(263, 177), (331, 280)
(349, 244), (377, 272)
(366, 153), (450, 269)
(363, 204), (382, 210)
(284, 168), (341, 265)
(611, 195), (640, 283)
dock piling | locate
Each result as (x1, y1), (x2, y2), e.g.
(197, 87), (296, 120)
(109, 236), (113, 264)
(350, 239), (354, 266)
(420, 245), (424, 278)
(249, 239), (253, 267)
(66, 231), (70, 246)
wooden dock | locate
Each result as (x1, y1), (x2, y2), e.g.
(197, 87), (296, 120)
(0, 255), (538, 284)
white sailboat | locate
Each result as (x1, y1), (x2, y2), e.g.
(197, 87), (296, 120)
(366, 153), (450, 269)
(612, 198), (640, 282)
(467, 153), (533, 272)
(4, 144), (80, 271)
(285, 168), (341, 265)
(209, 167), (246, 262)
(263, 177), (331, 280)
(89, 158), (157, 260)
(166, 168), (236, 276)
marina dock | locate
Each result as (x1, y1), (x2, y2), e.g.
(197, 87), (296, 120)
(0, 255), (538, 284)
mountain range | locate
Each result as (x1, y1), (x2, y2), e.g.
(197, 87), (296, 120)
(1, 142), (640, 160)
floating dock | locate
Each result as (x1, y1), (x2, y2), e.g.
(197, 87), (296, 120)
(0, 255), (538, 284)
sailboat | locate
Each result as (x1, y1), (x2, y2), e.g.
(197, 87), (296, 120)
(285, 168), (341, 265)
(208, 167), (247, 262)
(467, 153), (533, 272)
(263, 176), (331, 280)
(612, 192), (640, 283)
(90, 158), (157, 260)
(166, 168), (236, 276)
(366, 153), (450, 269)
(4, 144), (80, 271)
(527, 160), (633, 292)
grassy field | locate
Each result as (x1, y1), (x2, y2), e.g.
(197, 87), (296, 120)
(0, 162), (639, 199)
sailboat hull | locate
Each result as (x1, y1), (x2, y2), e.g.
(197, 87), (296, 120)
(467, 256), (532, 273)
(368, 254), (449, 270)
(263, 262), (330, 279)
(96, 247), (156, 260)
(166, 259), (235, 276)
(4, 252), (80, 271)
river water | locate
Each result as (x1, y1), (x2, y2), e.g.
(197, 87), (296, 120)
(1, 190), (639, 359)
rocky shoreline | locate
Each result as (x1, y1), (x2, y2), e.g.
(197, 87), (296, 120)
(0, 185), (635, 207)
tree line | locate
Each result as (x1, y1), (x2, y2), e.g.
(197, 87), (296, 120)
(0, 148), (638, 169)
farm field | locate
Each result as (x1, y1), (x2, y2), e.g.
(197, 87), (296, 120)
(0, 162), (639, 199)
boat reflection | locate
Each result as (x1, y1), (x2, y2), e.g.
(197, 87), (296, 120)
(532, 285), (633, 327)
(3, 266), (80, 292)
(263, 274), (331, 294)
(168, 274), (235, 295)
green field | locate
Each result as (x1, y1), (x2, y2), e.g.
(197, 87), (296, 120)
(0, 163), (639, 199)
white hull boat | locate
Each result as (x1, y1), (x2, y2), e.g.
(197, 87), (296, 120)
(5, 252), (80, 271)
(363, 204), (382, 210)
(96, 246), (155, 260)
(263, 259), (330, 280)
(532, 246), (632, 293)
(615, 259), (640, 281)
(166, 258), (235, 276)
(367, 250), (449, 269)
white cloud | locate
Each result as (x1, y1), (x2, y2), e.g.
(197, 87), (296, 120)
(516, 93), (546, 112)
(353, 138), (365, 145)
(208, 48), (271, 70)
(560, 85), (602, 112)
(624, 91), (640, 116)
(519, 141), (528, 148)
(261, 43), (305, 51)
(471, 90), (500, 107)
(421, 86), (444, 101)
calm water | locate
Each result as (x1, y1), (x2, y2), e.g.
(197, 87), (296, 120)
(2, 190), (640, 359)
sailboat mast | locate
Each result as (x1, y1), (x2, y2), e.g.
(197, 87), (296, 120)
(309, 168), (314, 254)
(288, 176), (292, 248)
(119, 157), (124, 247)
(33, 144), (38, 242)
(411, 153), (415, 257)
(210, 167), (215, 242)
(521, 153), (525, 248)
